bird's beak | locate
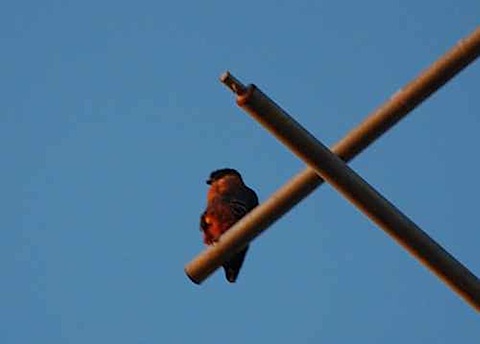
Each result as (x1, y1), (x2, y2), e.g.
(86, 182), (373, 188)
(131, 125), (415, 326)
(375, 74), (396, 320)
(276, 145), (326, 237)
(206, 179), (212, 185)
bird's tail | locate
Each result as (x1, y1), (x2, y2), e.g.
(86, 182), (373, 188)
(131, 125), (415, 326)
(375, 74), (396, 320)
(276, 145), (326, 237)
(223, 246), (249, 283)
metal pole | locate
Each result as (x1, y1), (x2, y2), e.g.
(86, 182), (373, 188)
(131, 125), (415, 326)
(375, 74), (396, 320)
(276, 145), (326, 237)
(234, 79), (480, 310)
(185, 27), (480, 294)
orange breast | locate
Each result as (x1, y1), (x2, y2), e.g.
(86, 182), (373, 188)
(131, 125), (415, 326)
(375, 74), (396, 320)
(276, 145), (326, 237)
(202, 200), (238, 244)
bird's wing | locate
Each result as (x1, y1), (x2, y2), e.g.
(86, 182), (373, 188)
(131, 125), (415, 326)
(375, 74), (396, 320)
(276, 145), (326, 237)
(228, 199), (251, 219)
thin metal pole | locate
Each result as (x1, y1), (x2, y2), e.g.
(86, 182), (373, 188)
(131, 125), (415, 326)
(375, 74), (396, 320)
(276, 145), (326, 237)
(185, 27), (480, 293)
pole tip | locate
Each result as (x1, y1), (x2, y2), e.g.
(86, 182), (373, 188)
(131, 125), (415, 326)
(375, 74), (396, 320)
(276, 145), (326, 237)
(185, 267), (202, 285)
(220, 71), (247, 95)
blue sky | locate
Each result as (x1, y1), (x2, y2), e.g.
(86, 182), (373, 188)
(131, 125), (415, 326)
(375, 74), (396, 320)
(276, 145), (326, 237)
(2, 1), (479, 343)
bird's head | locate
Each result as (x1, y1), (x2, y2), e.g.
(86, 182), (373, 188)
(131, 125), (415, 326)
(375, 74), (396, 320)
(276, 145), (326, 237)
(206, 168), (243, 185)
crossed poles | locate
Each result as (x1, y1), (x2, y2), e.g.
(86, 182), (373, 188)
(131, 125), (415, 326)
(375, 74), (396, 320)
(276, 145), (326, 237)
(185, 27), (480, 311)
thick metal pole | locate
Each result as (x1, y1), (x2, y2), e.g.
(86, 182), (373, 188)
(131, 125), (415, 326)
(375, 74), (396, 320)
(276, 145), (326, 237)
(235, 80), (480, 310)
(185, 27), (480, 294)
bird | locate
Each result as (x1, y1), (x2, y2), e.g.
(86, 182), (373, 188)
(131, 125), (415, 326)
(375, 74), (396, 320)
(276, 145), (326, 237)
(200, 168), (259, 283)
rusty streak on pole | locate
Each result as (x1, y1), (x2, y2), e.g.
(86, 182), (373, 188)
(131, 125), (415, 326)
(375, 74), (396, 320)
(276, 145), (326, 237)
(185, 27), (480, 294)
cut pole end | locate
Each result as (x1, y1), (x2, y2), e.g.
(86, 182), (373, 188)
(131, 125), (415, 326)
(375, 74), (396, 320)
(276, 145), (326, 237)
(220, 71), (247, 95)
(184, 266), (202, 285)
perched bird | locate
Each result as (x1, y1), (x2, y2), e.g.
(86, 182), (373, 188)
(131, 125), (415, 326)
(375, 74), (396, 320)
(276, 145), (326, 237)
(200, 168), (259, 283)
